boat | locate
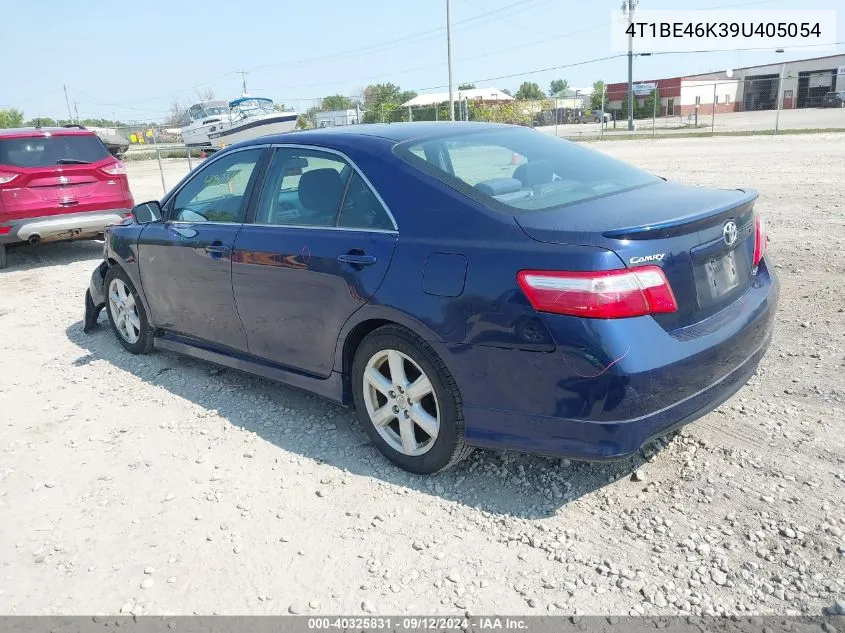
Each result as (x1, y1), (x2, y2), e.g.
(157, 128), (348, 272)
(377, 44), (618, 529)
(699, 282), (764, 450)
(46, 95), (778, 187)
(207, 97), (299, 148)
(180, 100), (230, 148)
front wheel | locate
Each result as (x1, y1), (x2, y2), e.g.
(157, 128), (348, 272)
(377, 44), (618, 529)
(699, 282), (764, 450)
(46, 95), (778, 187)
(351, 325), (472, 474)
(104, 266), (154, 354)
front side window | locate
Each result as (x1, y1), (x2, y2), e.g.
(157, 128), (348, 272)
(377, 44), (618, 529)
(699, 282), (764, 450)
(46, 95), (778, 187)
(396, 127), (659, 213)
(171, 148), (262, 223)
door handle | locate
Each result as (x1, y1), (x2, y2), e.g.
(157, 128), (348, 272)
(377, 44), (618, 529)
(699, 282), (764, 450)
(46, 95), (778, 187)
(337, 253), (377, 267)
(205, 244), (231, 260)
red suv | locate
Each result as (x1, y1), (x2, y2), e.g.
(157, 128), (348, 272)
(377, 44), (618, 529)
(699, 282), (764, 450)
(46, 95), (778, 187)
(0, 126), (134, 269)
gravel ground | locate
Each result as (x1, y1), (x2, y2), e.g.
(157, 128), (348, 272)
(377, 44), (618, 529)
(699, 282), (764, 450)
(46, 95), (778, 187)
(0, 134), (843, 617)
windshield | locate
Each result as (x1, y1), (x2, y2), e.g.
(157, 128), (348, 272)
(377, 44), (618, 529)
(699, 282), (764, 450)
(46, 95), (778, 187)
(396, 127), (659, 213)
(232, 98), (275, 117)
(0, 135), (110, 168)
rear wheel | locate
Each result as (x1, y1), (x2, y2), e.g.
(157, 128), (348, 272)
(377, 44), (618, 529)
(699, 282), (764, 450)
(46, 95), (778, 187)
(0, 244), (6, 270)
(351, 325), (472, 474)
(105, 266), (153, 354)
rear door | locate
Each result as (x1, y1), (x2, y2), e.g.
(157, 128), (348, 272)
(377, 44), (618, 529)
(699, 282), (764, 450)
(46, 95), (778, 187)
(0, 133), (131, 222)
(138, 147), (266, 351)
(232, 146), (397, 377)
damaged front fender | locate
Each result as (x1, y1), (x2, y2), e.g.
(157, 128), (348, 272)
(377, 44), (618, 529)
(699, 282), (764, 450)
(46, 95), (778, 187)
(83, 261), (109, 334)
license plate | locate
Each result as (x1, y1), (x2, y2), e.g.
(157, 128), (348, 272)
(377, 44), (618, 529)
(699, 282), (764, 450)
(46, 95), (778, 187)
(704, 250), (740, 299)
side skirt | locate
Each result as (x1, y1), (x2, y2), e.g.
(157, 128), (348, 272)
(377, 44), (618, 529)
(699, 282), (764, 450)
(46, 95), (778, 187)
(154, 332), (347, 406)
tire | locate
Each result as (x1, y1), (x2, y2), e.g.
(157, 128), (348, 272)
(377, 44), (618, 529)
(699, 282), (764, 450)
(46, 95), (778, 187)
(104, 265), (154, 355)
(0, 244), (6, 270)
(351, 325), (472, 474)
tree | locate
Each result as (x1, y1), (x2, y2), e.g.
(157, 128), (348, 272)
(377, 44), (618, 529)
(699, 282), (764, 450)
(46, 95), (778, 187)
(196, 87), (215, 101)
(361, 83), (417, 124)
(590, 80), (607, 111)
(514, 82), (545, 100)
(166, 99), (184, 126)
(0, 108), (24, 128)
(549, 79), (568, 96)
(320, 94), (355, 111)
(25, 116), (57, 127)
(458, 83), (476, 90)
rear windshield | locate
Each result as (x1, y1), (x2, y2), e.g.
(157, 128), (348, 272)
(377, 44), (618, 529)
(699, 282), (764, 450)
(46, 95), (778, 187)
(0, 135), (110, 168)
(395, 127), (659, 213)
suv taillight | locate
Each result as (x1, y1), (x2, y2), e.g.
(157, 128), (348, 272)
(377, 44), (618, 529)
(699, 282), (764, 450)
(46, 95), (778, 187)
(0, 172), (19, 186)
(102, 161), (127, 176)
(753, 212), (766, 267)
(517, 266), (678, 319)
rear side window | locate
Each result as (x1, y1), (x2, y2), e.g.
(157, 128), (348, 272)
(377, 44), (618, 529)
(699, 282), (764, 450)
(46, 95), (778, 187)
(396, 127), (659, 213)
(0, 135), (110, 167)
(254, 148), (350, 227)
(254, 147), (394, 230)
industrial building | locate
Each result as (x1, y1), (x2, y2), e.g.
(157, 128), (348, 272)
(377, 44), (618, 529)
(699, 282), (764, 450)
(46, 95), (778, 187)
(605, 54), (845, 117)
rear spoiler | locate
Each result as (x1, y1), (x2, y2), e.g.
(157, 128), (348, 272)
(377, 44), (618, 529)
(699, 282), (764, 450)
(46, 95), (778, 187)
(602, 189), (758, 240)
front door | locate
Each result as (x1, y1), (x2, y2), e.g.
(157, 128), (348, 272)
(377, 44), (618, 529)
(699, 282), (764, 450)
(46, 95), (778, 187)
(232, 147), (397, 377)
(138, 147), (265, 351)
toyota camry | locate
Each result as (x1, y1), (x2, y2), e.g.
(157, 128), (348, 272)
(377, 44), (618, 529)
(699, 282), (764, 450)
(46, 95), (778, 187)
(83, 122), (778, 474)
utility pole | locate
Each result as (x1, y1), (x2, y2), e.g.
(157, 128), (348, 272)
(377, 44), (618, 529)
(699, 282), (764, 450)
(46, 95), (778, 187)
(73, 101), (80, 124)
(63, 84), (73, 124)
(622, 0), (638, 131)
(446, 0), (455, 121)
(238, 71), (249, 95)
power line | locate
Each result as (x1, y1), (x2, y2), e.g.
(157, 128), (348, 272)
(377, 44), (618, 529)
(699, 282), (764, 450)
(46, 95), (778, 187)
(245, 0), (555, 74)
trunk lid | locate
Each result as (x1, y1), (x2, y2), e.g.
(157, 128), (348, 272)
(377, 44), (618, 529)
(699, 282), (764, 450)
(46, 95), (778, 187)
(515, 182), (758, 330)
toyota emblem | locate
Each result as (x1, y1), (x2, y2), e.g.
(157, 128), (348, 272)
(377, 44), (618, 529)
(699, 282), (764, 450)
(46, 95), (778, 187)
(723, 220), (738, 246)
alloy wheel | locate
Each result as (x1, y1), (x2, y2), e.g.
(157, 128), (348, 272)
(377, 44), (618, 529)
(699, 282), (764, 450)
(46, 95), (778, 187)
(362, 349), (440, 457)
(108, 278), (141, 344)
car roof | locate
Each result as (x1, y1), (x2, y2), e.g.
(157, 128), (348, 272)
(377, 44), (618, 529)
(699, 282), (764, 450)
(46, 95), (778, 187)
(0, 126), (97, 140)
(244, 121), (518, 146)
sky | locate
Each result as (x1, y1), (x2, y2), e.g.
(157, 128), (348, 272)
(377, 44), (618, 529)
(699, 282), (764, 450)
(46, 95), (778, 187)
(2, 0), (842, 123)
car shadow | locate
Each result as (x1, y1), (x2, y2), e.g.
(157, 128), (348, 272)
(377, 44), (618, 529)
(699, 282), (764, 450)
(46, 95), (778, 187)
(1, 240), (103, 272)
(64, 317), (666, 519)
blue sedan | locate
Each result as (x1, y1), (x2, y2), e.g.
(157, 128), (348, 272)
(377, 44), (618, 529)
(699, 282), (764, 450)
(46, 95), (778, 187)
(83, 122), (778, 474)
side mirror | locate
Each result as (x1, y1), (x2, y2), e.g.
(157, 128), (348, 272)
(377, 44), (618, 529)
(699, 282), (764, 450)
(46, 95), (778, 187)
(131, 201), (163, 224)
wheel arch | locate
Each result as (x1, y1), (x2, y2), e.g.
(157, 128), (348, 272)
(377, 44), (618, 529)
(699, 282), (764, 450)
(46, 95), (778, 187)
(334, 307), (445, 404)
(103, 256), (156, 330)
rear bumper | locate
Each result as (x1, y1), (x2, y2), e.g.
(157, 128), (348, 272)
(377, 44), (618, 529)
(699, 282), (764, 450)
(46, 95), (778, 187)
(0, 209), (129, 244)
(436, 260), (779, 460)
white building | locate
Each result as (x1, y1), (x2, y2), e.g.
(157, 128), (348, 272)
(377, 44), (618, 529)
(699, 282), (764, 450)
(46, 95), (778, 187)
(315, 109), (360, 127)
(401, 88), (514, 108)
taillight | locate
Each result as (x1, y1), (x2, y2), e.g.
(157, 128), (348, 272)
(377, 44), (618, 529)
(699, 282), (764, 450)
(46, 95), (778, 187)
(0, 172), (19, 186)
(753, 212), (766, 267)
(0, 226), (11, 235)
(517, 265), (677, 319)
(102, 161), (127, 175)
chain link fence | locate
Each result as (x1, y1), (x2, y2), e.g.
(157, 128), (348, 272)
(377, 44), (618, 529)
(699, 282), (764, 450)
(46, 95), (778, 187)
(107, 75), (844, 195)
